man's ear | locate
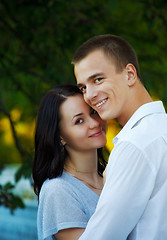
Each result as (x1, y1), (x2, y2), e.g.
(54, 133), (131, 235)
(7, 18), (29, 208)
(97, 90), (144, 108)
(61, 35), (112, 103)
(126, 63), (137, 86)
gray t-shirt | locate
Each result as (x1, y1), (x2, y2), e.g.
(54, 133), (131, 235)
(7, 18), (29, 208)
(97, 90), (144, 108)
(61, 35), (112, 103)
(37, 171), (99, 240)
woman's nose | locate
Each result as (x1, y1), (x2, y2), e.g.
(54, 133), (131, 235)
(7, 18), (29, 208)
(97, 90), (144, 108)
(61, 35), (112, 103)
(89, 117), (100, 129)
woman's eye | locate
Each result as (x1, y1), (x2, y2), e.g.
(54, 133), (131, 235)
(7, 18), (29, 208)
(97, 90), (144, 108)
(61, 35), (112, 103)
(91, 109), (98, 115)
(75, 119), (83, 125)
(95, 78), (102, 83)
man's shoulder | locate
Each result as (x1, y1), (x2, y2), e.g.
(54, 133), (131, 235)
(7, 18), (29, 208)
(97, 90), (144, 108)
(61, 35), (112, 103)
(121, 112), (167, 147)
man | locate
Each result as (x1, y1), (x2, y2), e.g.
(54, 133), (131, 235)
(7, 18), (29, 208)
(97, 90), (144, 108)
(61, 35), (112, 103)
(72, 34), (167, 239)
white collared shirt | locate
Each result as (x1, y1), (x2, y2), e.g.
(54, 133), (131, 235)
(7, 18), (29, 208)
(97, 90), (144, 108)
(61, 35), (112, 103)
(79, 101), (167, 240)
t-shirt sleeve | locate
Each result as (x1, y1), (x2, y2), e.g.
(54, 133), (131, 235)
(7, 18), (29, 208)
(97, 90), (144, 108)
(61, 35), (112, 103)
(38, 179), (88, 239)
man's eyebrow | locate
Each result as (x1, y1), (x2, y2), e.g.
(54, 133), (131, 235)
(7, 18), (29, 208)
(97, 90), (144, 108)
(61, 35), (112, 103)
(87, 72), (104, 81)
(77, 72), (104, 88)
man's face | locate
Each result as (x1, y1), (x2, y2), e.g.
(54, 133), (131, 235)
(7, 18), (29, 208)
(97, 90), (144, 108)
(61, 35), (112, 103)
(74, 49), (131, 125)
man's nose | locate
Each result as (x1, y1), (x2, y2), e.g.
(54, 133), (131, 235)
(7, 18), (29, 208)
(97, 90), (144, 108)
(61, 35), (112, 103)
(84, 86), (97, 103)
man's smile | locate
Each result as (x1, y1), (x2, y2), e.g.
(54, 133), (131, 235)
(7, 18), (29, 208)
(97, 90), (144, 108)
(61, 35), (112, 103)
(94, 98), (108, 109)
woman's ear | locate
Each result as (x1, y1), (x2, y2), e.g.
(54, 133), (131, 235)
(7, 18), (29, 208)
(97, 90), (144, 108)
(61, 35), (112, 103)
(126, 64), (137, 86)
(60, 137), (66, 146)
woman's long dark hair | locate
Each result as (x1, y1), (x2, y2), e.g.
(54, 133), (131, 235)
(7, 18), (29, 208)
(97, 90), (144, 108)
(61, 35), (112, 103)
(32, 84), (107, 197)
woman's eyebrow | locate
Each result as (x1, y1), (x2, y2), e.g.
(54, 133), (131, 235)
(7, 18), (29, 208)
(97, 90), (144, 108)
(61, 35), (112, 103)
(72, 113), (83, 121)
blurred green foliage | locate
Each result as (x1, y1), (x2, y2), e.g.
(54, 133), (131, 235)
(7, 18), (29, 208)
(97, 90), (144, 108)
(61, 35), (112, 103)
(0, 0), (167, 211)
(0, 181), (25, 214)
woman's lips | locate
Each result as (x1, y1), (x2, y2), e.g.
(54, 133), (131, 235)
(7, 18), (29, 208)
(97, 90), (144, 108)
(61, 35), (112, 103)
(90, 130), (102, 137)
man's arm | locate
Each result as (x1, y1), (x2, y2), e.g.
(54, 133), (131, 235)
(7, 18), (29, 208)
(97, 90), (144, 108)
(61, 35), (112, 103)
(79, 142), (155, 240)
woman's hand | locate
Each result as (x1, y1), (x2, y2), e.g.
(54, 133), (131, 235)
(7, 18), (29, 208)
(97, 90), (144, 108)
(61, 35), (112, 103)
(54, 228), (85, 240)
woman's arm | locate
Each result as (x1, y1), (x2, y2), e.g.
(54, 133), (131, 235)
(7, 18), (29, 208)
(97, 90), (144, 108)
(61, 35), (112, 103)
(54, 228), (85, 240)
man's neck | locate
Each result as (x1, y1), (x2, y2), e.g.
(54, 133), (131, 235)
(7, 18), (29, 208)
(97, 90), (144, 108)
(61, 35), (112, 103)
(118, 82), (153, 127)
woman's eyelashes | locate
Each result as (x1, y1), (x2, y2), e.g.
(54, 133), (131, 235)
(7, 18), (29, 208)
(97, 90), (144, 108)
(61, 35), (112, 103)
(74, 110), (98, 125)
(91, 109), (98, 115)
(75, 118), (83, 125)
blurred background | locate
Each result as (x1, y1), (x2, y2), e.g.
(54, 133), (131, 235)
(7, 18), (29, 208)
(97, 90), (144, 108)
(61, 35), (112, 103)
(0, 0), (167, 239)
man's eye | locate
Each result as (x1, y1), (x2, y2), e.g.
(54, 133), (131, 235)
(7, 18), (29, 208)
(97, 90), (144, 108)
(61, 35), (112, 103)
(80, 86), (86, 93)
(95, 78), (102, 83)
(75, 119), (83, 125)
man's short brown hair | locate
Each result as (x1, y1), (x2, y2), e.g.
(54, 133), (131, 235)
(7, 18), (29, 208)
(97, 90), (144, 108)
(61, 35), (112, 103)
(72, 34), (141, 80)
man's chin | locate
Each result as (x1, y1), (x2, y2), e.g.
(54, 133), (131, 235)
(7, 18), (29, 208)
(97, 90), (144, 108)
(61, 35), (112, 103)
(98, 112), (109, 121)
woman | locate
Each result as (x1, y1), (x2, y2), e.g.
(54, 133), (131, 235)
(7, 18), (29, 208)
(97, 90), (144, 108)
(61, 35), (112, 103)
(32, 84), (107, 240)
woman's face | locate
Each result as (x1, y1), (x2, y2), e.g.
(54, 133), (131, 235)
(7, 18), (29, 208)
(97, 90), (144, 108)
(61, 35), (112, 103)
(59, 94), (107, 152)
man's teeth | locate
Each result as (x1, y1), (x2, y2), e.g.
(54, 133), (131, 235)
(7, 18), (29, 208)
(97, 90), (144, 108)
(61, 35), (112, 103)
(96, 99), (107, 107)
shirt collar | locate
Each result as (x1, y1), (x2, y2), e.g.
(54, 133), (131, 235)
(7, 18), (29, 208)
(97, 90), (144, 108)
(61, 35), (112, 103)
(113, 101), (166, 144)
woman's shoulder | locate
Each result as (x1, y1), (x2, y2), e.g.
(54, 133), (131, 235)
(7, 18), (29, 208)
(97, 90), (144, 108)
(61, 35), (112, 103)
(41, 172), (69, 192)
(38, 172), (88, 209)
(39, 171), (99, 204)
(39, 172), (78, 198)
